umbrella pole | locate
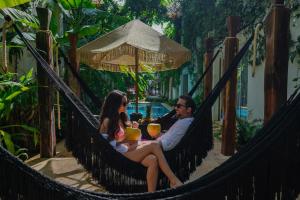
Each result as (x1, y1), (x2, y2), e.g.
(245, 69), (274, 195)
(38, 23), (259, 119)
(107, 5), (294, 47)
(135, 48), (139, 113)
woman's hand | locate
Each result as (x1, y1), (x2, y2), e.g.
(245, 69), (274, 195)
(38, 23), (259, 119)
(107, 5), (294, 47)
(125, 141), (138, 151)
(115, 130), (126, 142)
(132, 121), (139, 128)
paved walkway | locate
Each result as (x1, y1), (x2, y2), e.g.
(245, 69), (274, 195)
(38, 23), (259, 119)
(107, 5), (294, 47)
(26, 141), (106, 192)
(188, 139), (229, 182)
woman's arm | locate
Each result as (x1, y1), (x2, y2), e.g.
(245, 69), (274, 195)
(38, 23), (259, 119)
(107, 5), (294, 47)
(99, 118), (109, 133)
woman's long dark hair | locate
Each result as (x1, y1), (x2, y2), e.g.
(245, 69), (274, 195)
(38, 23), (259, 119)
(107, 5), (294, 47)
(99, 90), (129, 140)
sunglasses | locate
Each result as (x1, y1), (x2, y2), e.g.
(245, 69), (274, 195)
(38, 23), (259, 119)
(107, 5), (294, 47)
(174, 103), (186, 109)
(122, 101), (128, 106)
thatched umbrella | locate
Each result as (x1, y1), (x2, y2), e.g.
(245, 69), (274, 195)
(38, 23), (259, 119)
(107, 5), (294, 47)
(77, 19), (191, 115)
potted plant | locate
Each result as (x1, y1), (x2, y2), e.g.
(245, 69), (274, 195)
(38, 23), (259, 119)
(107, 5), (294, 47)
(236, 118), (262, 151)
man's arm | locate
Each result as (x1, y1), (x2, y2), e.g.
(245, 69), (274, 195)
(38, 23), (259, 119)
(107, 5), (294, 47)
(157, 118), (193, 151)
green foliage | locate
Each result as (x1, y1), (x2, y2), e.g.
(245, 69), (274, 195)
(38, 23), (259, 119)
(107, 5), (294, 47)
(164, 22), (176, 39)
(0, 0), (31, 8)
(2, 8), (39, 29)
(0, 69), (39, 160)
(79, 65), (129, 102)
(120, 64), (155, 100)
(236, 118), (262, 150)
(122, 0), (168, 24)
(57, 0), (96, 10)
(290, 33), (300, 65)
(181, 0), (268, 67)
(1, 8), (38, 68)
(159, 68), (181, 88)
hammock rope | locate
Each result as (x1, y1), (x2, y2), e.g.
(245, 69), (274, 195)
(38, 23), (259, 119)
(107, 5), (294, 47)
(0, 82), (299, 199)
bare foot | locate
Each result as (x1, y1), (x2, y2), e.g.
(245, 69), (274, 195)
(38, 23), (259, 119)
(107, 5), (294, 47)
(170, 179), (183, 188)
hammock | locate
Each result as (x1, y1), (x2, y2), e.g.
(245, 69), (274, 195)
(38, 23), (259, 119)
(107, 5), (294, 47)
(1, 78), (299, 200)
(6, 14), (255, 192)
(1, 15), (300, 200)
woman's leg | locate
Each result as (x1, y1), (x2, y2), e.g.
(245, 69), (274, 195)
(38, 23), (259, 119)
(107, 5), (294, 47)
(141, 154), (158, 192)
(124, 142), (182, 187)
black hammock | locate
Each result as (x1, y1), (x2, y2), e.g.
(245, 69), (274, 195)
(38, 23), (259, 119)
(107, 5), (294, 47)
(1, 64), (299, 200)
(8, 17), (253, 193)
(1, 16), (299, 199)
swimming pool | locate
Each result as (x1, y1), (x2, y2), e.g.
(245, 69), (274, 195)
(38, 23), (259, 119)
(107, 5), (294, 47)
(236, 107), (249, 119)
(127, 103), (248, 119)
(127, 102), (171, 119)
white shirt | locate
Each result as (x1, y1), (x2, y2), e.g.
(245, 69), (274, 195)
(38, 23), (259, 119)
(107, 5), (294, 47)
(157, 117), (194, 151)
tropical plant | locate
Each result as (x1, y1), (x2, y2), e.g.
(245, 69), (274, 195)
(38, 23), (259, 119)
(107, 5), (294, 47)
(0, 69), (39, 160)
(155, 0), (272, 102)
(0, 0), (31, 9)
(121, 0), (169, 25)
(120, 64), (155, 100)
(0, 8), (38, 75)
(236, 118), (262, 150)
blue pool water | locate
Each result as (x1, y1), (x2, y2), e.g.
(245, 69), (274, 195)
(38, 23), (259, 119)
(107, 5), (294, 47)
(236, 107), (249, 119)
(127, 103), (170, 119)
(127, 103), (248, 119)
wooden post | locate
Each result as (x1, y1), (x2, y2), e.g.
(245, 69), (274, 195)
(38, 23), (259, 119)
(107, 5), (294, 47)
(204, 37), (214, 99)
(68, 33), (80, 97)
(203, 37), (214, 142)
(264, 1), (290, 124)
(221, 16), (240, 156)
(36, 7), (56, 157)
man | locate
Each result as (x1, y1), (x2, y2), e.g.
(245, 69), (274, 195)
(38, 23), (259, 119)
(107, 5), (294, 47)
(155, 95), (195, 151)
(133, 95), (195, 151)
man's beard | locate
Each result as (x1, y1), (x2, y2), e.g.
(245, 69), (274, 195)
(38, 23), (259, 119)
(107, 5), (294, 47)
(175, 112), (181, 119)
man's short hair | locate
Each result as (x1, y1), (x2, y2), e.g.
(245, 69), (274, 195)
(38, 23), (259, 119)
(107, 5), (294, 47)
(179, 95), (196, 113)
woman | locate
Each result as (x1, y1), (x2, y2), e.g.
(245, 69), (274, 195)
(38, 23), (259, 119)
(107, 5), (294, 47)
(99, 90), (182, 192)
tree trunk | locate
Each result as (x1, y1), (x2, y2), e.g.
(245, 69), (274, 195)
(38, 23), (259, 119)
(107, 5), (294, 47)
(36, 7), (56, 158)
(68, 33), (81, 97)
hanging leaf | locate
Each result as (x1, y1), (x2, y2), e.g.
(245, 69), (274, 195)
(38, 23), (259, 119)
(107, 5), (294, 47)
(0, 130), (15, 154)
(2, 8), (38, 25)
(15, 148), (28, 160)
(0, 0), (31, 9)
(0, 81), (24, 87)
(57, 0), (96, 10)
(78, 25), (100, 37)
(5, 90), (24, 101)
